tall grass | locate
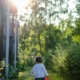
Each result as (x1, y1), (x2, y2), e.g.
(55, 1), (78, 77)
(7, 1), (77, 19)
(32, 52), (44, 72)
(48, 70), (64, 80)
(18, 67), (64, 80)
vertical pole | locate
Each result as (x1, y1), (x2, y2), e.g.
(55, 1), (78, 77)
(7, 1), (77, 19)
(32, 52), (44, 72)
(0, 0), (1, 35)
(17, 22), (20, 61)
(5, 1), (10, 79)
(18, 24), (20, 54)
(11, 10), (14, 65)
(0, 0), (1, 25)
(0, 0), (4, 61)
(14, 14), (17, 68)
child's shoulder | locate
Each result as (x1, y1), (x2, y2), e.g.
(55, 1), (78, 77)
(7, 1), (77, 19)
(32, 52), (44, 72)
(34, 63), (44, 66)
(33, 63), (45, 69)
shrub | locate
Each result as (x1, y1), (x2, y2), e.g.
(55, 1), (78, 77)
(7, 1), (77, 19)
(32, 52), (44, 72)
(44, 50), (54, 70)
(64, 45), (80, 80)
(16, 62), (26, 71)
(53, 45), (68, 77)
(8, 66), (19, 80)
(8, 61), (26, 80)
(0, 61), (5, 78)
(53, 44), (80, 80)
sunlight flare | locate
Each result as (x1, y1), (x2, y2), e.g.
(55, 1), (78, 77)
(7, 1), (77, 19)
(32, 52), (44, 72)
(11, 0), (30, 10)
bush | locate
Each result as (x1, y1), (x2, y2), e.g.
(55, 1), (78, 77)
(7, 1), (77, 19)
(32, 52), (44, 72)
(8, 61), (26, 80)
(53, 44), (80, 80)
(26, 56), (35, 67)
(53, 45), (68, 77)
(0, 61), (5, 78)
(44, 50), (54, 70)
(64, 45), (80, 80)
(8, 66), (19, 80)
(16, 62), (26, 71)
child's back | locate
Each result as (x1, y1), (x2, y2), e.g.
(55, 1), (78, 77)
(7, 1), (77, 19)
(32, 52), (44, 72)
(31, 56), (49, 80)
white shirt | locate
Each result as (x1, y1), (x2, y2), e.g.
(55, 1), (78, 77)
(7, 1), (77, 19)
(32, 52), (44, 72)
(31, 63), (49, 78)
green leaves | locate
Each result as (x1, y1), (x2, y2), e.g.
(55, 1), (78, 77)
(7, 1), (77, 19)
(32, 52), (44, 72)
(8, 66), (19, 80)
(72, 18), (80, 43)
(18, 1), (80, 80)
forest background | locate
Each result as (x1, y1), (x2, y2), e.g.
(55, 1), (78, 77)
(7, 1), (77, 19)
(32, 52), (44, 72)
(18, 0), (80, 80)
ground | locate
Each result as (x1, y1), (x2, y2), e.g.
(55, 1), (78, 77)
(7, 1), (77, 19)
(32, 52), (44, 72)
(18, 67), (64, 80)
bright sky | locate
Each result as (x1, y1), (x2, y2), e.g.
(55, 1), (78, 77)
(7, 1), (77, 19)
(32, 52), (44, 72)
(11, 0), (30, 10)
(11, 0), (31, 25)
(10, 0), (77, 26)
(11, 0), (77, 14)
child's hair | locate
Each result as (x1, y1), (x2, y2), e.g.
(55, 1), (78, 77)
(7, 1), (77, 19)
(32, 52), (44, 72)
(35, 56), (43, 63)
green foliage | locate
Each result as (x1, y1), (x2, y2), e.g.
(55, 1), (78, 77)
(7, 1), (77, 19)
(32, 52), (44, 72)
(16, 62), (26, 71)
(18, 67), (64, 80)
(44, 49), (54, 70)
(53, 44), (80, 80)
(8, 62), (26, 80)
(64, 45), (80, 80)
(26, 56), (35, 67)
(18, 1), (80, 80)
(72, 18), (80, 43)
(76, 2), (80, 15)
(0, 61), (5, 71)
(44, 24), (62, 51)
(53, 44), (68, 75)
(0, 61), (5, 78)
(8, 66), (21, 80)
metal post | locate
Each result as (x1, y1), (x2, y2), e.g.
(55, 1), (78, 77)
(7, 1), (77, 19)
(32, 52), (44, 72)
(0, 0), (1, 35)
(5, 1), (10, 79)
(0, 0), (4, 61)
(14, 14), (17, 68)
(17, 22), (20, 61)
(18, 23), (20, 55)
(0, 0), (1, 21)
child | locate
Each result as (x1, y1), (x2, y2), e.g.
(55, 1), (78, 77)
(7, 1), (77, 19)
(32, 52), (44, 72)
(31, 56), (49, 80)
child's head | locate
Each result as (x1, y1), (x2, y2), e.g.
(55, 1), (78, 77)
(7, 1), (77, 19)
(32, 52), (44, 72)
(35, 56), (43, 63)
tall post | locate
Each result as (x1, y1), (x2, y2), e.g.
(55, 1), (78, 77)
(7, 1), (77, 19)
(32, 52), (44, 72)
(5, 1), (10, 79)
(16, 22), (20, 61)
(18, 23), (20, 57)
(0, 0), (2, 61)
(10, 9), (14, 65)
(0, 0), (4, 61)
(14, 14), (17, 68)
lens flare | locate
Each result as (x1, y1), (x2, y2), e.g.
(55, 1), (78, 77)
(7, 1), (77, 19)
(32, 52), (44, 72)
(11, 0), (29, 10)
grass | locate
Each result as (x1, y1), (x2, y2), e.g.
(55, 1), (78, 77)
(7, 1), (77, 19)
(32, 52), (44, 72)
(18, 67), (64, 80)
(48, 70), (64, 80)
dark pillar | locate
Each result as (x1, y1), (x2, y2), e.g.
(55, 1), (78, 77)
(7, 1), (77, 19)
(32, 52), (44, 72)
(0, 0), (4, 61)
(9, 3), (17, 66)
